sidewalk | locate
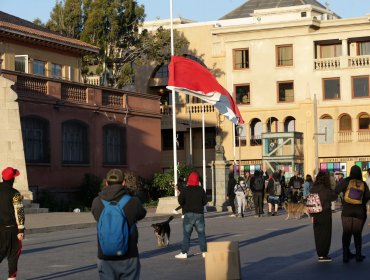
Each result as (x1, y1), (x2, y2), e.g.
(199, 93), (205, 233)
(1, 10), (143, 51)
(25, 206), (159, 234)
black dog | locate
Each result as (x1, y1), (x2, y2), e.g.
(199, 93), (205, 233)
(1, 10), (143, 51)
(151, 216), (174, 247)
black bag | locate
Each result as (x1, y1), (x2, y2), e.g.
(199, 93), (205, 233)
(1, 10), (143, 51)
(254, 177), (264, 191)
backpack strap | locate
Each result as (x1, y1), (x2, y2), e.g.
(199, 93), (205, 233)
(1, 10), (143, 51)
(117, 194), (137, 234)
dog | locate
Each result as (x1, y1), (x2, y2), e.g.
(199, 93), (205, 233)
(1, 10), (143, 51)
(283, 201), (308, 220)
(151, 216), (174, 247)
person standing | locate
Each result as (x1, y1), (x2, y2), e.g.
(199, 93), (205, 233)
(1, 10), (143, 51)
(336, 165), (370, 263)
(309, 171), (337, 262)
(366, 168), (370, 213)
(266, 172), (281, 216)
(0, 167), (25, 280)
(91, 169), (147, 280)
(227, 172), (237, 217)
(302, 174), (313, 201)
(250, 170), (265, 217)
(175, 172), (208, 259)
(288, 171), (304, 203)
(234, 177), (247, 218)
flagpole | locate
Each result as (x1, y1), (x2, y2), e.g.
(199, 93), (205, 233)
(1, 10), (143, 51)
(231, 78), (236, 178)
(170, 0), (178, 195)
(202, 100), (207, 213)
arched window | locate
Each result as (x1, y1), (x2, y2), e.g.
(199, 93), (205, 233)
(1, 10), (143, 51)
(103, 124), (126, 165)
(320, 114), (332, 119)
(266, 117), (279, 132)
(21, 116), (50, 163)
(62, 120), (89, 164)
(284, 116), (295, 132)
(250, 118), (262, 146)
(339, 114), (352, 131)
(358, 113), (370, 130)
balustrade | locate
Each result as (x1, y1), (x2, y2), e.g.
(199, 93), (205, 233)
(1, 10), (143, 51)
(337, 131), (353, 143)
(314, 57), (340, 70)
(102, 91), (123, 107)
(16, 76), (47, 95)
(349, 55), (370, 67)
(61, 83), (87, 103)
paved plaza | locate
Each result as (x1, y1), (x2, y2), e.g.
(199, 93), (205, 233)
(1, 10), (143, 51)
(0, 209), (369, 279)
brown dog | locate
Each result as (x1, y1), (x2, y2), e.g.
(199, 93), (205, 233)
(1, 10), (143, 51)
(283, 202), (308, 220)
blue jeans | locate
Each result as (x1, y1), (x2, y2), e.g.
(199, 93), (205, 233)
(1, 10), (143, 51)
(97, 257), (140, 280)
(181, 212), (207, 254)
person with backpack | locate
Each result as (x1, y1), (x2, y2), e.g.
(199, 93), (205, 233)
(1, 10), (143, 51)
(175, 171), (208, 259)
(309, 171), (338, 262)
(266, 172), (281, 216)
(91, 169), (147, 280)
(250, 170), (265, 217)
(288, 171), (304, 203)
(336, 165), (370, 263)
(227, 172), (237, 217)
(234, 177), (247, 218)
(0, 167), (25, 280)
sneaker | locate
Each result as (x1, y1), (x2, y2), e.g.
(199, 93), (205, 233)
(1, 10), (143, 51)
(229, 214), (236, 217)
(173, 209), (179, 214)
(254, 215), (259, 218)
(202, 252), (206, 258)
(175, 252), (188, 259)
(181, 215), (184, 219)
(318, 256), (332, 262)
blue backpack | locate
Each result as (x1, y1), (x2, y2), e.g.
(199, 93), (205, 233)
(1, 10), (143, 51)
(97, 195), (135, 256)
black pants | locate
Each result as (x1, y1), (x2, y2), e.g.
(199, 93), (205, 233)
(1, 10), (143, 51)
(342, 216), (364, 252)
(229, 195), (236, 214)
(0, 228), (22, 278)
(313, 210), (332, 257)
(253, 192), (264, 215)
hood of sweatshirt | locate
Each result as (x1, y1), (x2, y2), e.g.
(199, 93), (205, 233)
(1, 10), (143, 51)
(98, 183), (128, 201)
(187, 172), (200, 187)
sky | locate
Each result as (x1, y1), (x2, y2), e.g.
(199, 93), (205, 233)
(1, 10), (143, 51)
(1, 0), (370, 23)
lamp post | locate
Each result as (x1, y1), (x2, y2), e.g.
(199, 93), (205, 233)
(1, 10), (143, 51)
(236, 125), (243, 177)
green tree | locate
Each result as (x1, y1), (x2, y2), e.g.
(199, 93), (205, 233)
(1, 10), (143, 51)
(46, 0), (83, 38)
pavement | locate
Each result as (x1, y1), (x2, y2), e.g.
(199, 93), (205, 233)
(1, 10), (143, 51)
(25, 206), (159, 234)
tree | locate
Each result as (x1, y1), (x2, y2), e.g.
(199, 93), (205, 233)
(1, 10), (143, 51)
(46, 0), (83, 39)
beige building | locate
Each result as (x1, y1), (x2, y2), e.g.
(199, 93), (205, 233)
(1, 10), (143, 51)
(140, 0), (370, 184)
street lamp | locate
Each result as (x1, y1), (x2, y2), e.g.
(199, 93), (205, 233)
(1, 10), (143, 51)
(236, 125), (243, 177)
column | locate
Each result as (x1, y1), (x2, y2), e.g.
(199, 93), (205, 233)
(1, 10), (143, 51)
(340, 38), (349, 68)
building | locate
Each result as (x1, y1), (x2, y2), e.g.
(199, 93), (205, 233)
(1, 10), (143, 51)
(139, 0), (370, 187)
(0, 11), (161, 200)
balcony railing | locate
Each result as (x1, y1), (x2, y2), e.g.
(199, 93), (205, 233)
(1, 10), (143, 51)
(357, 131), (370, 142)
(314, 57), (340, 70)
(250, 135), (262, 146)
(61, 83), (87, 103)
(16, 76), (47, 95)
(186, 103), (215, 113)
(86, 75), (100, 86)
(102, 90), (124, 107)
(337, 132), (353, 143)
(349, 55), (370, 68)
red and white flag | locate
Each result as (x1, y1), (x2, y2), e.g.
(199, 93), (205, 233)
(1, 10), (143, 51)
(167, 56), (244, 125)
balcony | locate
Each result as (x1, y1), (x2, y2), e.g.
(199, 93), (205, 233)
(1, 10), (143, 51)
(314, 57), (340, 70)
(349, 55), (370, 68)
(358, 131), (370, 142)
(337, 132), (353, 143)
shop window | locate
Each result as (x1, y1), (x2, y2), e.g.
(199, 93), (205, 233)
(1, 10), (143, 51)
(323, 78), (340, 100)
(103, 125), (126, 165)
(235, 84), (250, 105)
(320, 162), (347, 175)
(21, 116), (50, 163)
(62, 121), (89, 164)
(352, 76), (370, 98)
(233, 49), (249, 70)
(278, 81), (294, 102)
(339, 114), (352, 131)
(276, 45), (293, 66)
(359, 113), (370, 130)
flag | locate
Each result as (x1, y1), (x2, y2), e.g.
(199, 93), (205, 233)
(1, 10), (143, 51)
(167, 56), (244, 125)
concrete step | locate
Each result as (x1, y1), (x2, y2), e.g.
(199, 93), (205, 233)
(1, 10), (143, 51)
(25, 207), (49, 214)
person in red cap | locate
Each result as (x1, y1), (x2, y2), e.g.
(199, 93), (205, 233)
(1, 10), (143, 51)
(175, 171), (208, 259)
(0, 167), (25, 280)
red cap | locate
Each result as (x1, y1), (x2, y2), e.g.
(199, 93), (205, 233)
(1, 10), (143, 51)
(187, 172), (200, 187)
(2, 167), (20, 181)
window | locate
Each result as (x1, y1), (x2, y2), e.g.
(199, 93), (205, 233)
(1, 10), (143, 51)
(250, 119), (262, 146)
(21, 117), (50, 163)
(359, 113), (370, 130)
(301, 12), (307, 18)
(68, 66), (74, 81)
(235, 125), (247, 146)
(205, 127), (217, 149)
(62, 121), (89, 164)
(32, 60), (46, 76)
(52, 63), (62, 78)
(15, 55), (28, 73)
(320, 44), (341, 58)
(235, 84), (250, 105)
(276, 45), (293, 66)
(284, 117), (295, 132)
(103, 125), (126, 165)
(162, 129), (184, 150)
(339, 114), (352, 131)
(323, 78), (340, 99)
(358, 42), (370, 56)
(233, 49), (249, 69)
(278, 81), (294, 102)
(352, 76), (369, 98)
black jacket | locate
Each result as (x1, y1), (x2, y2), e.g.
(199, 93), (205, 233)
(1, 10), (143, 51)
(178, 186), (207, 214)
(309, 183), (337, 212)
(91, 184), (147, 260)
(0, 181), (25, 233)
(227, 176), (236, 197)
